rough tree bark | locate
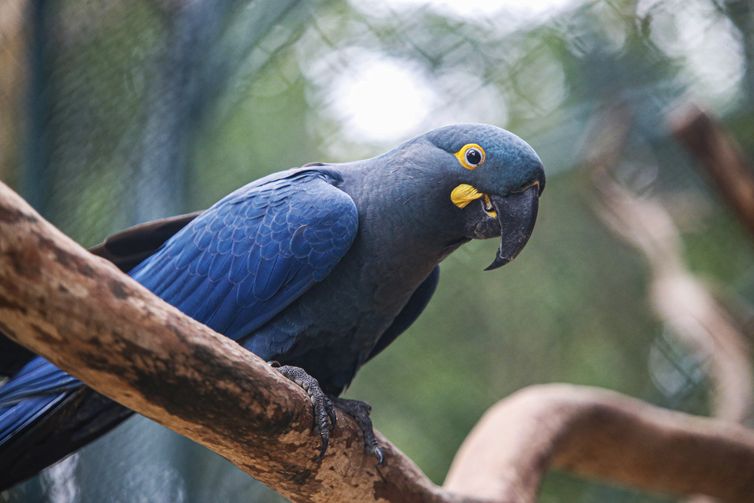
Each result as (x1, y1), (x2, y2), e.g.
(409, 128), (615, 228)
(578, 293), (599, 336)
(1, 180), (754, 502)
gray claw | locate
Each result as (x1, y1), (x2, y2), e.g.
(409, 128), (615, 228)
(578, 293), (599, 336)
(372, 445), (384, 466)
(332, 397), (384, 465)
(313, 394), (333, 461)
(272, 363), (336, 461)
(325, 399), (338, 431)
(269, 363), (382, 464)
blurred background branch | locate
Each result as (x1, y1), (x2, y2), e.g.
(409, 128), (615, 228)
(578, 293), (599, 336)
(669, 104), (754, 238)
(590, 104), (753, 424)
(445, 384), (754, 503)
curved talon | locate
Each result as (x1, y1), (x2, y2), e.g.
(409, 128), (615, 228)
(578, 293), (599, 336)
(313, 394), (334, 461)
(325, 398), (337, 431)
(270, 364), (382, 463)
(273, 364), (336, 461)
(372, 445), (385, 466)
(332, 397), (384, 465)
(364, 437), (383, 465)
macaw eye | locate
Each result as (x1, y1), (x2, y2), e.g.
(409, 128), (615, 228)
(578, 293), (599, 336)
(465, 148), (482, 165)
(455, 143), (486, 170)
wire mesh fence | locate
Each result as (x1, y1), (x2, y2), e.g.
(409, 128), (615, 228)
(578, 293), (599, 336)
(1, 0), (753, 501)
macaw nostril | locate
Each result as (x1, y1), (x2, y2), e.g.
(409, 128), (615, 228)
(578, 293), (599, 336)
(522, 180), (542, 195)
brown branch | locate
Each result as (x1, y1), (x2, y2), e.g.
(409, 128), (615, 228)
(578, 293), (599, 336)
(2, 180), (754, 502)
(669, 103), (754, 238)
(445, 384), (754, 502)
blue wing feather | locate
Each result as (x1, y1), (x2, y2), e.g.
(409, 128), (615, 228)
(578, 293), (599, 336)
(0, 358), (79, 406)
(0, 395), (68, 445)
(0, 168), (359, 446)
(129, 170), (358, 343)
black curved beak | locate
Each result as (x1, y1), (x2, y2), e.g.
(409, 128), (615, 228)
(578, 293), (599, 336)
(485, 185), (540, 271)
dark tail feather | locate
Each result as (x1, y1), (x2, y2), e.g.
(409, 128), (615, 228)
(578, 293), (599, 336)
(0, 388), (132, 491)
(0, 338), (35, 379)
(89, 211), (200, 272)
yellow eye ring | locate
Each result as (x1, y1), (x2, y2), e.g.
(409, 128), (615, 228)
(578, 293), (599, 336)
(454, 143), (486, 170)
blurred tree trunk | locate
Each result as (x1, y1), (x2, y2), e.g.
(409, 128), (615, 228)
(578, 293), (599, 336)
(0, 0), (28, 188)
(130, 0), (236, 222)
(21, 0), (53, 215)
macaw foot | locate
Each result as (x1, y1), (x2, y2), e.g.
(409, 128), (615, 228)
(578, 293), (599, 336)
(331, 397), (384, 465)
(271, 362), (336, 461)
(270, 362), (383, 464)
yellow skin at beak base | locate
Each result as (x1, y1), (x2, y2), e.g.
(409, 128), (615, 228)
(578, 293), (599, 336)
(450, 184), (497, 218)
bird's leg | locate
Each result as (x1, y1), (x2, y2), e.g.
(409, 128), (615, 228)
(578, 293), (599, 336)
(330, 397), (384, 465)
(269, 362), (337, 461)
(268, 362), (383, 464)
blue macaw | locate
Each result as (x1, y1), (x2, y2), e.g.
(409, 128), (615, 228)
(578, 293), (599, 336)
(0, 123), (544, 490)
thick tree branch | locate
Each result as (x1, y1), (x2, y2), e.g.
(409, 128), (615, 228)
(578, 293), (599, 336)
(2, 180), (754, 502)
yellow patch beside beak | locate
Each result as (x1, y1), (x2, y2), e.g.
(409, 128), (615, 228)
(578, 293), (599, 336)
(450, 183), (483, 208)
(451, 184), (498, 218)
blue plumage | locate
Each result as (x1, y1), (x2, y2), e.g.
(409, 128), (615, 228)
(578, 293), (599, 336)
(0, 123), (545, 488)
(0, 168), (357, 451)
(131, 169), (358, 350)
(0, 359), (78, 445)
